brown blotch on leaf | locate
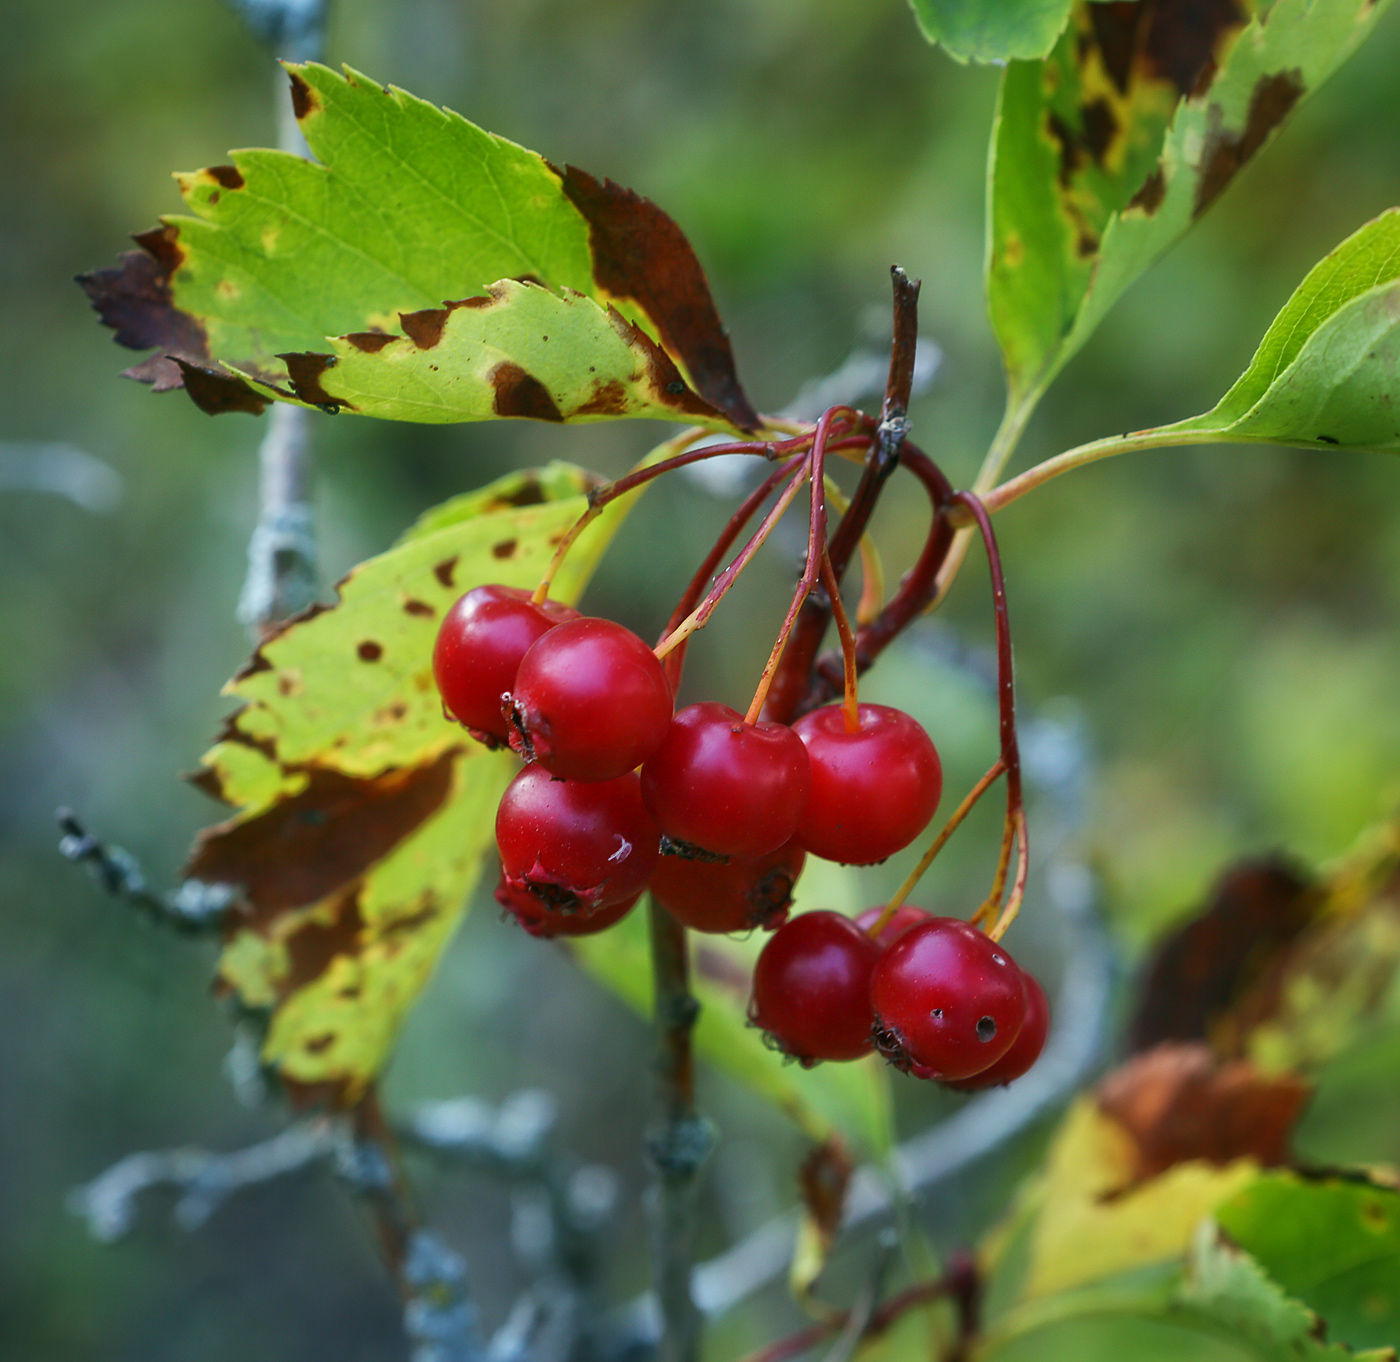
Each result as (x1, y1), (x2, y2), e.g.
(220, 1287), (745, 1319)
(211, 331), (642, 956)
(284, 886), (366, 991)
(279, 351), (352, 412)
(357, 640), (383, 662)
(555, 163), (759, 431)
(608, 309), (726, 423)
(1097, 1042), (1310, 1181)
(1194, 70), (1305, 218)
(175, 360), (269, 416)
(1129, 855), (1318, 1054)
(491, 538), (518, 560)
(799, 1137), (854, 1249)
(1081, 98), (1117, 163)
(433, 556), (459, 588)
(1129, 166), (1168, 214)
(487, 478), (548, 509)
(303, 1034), (336, 1054)
(344, 331), (398, 354)
(185, 750), (459, 922)
(574, 378), (628, 417)
(288, 69), (319, 121)
(402, 598), (436, 618)
(490, 362), (564, 422)
(1090, 0), (1246, 99)
(399, 293), (495, 349)
(206, 164), (245, 191)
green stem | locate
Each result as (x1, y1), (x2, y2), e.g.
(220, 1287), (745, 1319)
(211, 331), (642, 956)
(982, 426), (1228, 515)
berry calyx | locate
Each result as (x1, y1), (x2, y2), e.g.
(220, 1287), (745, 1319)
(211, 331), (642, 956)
(650, 838), (805, 934)
(432, 585), (578, 745)
(640, 702), (811, 858)
(749, 910), (881, 1065)
(495, 766), (658, 915)
(869, 917), (1026, 1081)
(791, 703), (942, 865)
(496, 877), (641, 938)
(855, 903), (932, 948)
(944, 969), (1048, 1090)
(506, 617), (673, 782)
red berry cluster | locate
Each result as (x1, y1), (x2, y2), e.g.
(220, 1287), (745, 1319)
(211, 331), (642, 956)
(432, 584), (943, 939)
(750, 907), (1049, 1089)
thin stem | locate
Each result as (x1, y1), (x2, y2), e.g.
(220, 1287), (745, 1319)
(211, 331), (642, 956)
(744, 407), (848, 723)
(822, 476), (886, 627)
(866, 758), (1007, 940)
(949, 492), (1026, 939)
(658, 453), (809, 690)
(762, 269), (920, 724)
(646, 901), (713, 1362)
(988, 806), (1030, 942)
(656, 461), (811, 662)
(735, 1273), (957, 1362)
(818, 552), (859, 733)
(980, 426), (1228, 515)
(533, 428), (769, 604)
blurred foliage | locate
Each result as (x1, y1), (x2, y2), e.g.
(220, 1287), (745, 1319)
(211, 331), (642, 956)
(3, 0), (1400, 1358)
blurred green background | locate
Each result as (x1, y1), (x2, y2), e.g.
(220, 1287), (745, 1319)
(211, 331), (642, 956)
(3, 0), (1400, 1357)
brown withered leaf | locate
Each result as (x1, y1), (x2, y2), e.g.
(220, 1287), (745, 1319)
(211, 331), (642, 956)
(1097, 1042), (1310, 1182)
(1128, 855), (1319, 1054)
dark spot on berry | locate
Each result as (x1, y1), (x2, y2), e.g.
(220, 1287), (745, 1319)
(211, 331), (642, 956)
(871, 1020), (913, 1072)
(977, 1016), (997, 1042)
(358, 641), (383, 662)
(931, 1007), (943, 1019)
(491, 538), (518, 559)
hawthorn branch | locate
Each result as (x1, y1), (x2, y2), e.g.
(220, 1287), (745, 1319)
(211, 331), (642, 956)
(231, 0), (327, 637)
(646, 902), (715, 1362)
(56, 807), (234, 933)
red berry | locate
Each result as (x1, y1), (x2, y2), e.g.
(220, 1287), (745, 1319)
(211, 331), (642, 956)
(749, 911), (881, 1065)
(651, 839), (805, 934)
(495, 766), (658, 915)
(433, 585), (577, 744)
(944, 970), (1049, 1090)
(855, 903), (932, 948)
(870, 917), (1027, 1081)
(640, 702), (811, 858)
(792, 703), (941, 865)
(496, 877), (640, 938)
(506, 617), (673, 782)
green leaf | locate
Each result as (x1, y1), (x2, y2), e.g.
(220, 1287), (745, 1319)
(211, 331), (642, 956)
(987, 0), (1393, 417)
(1160, 209), (1400, 452)
(906, 0), (1074, 63)
(187, 459), (639, 1105)
(1215, 1171), (1400, 1351)
(568, 899), (895, 1152)
(78, 62), (757, 432)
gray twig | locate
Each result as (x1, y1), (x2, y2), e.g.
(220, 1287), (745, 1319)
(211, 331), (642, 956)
(56, 807), (235, 933)
(645, 904), (715, 1362)
(69, 1119), (338, 1242)
(229, 0), (326, 637)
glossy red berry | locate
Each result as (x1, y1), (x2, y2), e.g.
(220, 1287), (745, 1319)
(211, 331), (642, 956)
(506, 617), (673, 782)
(791, 703), (941, 865)
(944, 970), (1049, 1090)
(870, 917), (1027, 1081)
(495, 766), (658, 915)
(855, 903), (932, 948)
(433, 585), (577, 744)
(749, 911), (882, 1065)
(640, 702), (811, 858)
(496, 877), (641, 938)
(650, 838), (805, 934)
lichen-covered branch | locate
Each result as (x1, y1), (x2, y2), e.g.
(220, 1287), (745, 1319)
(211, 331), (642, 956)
(56, 807), (234, 932)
